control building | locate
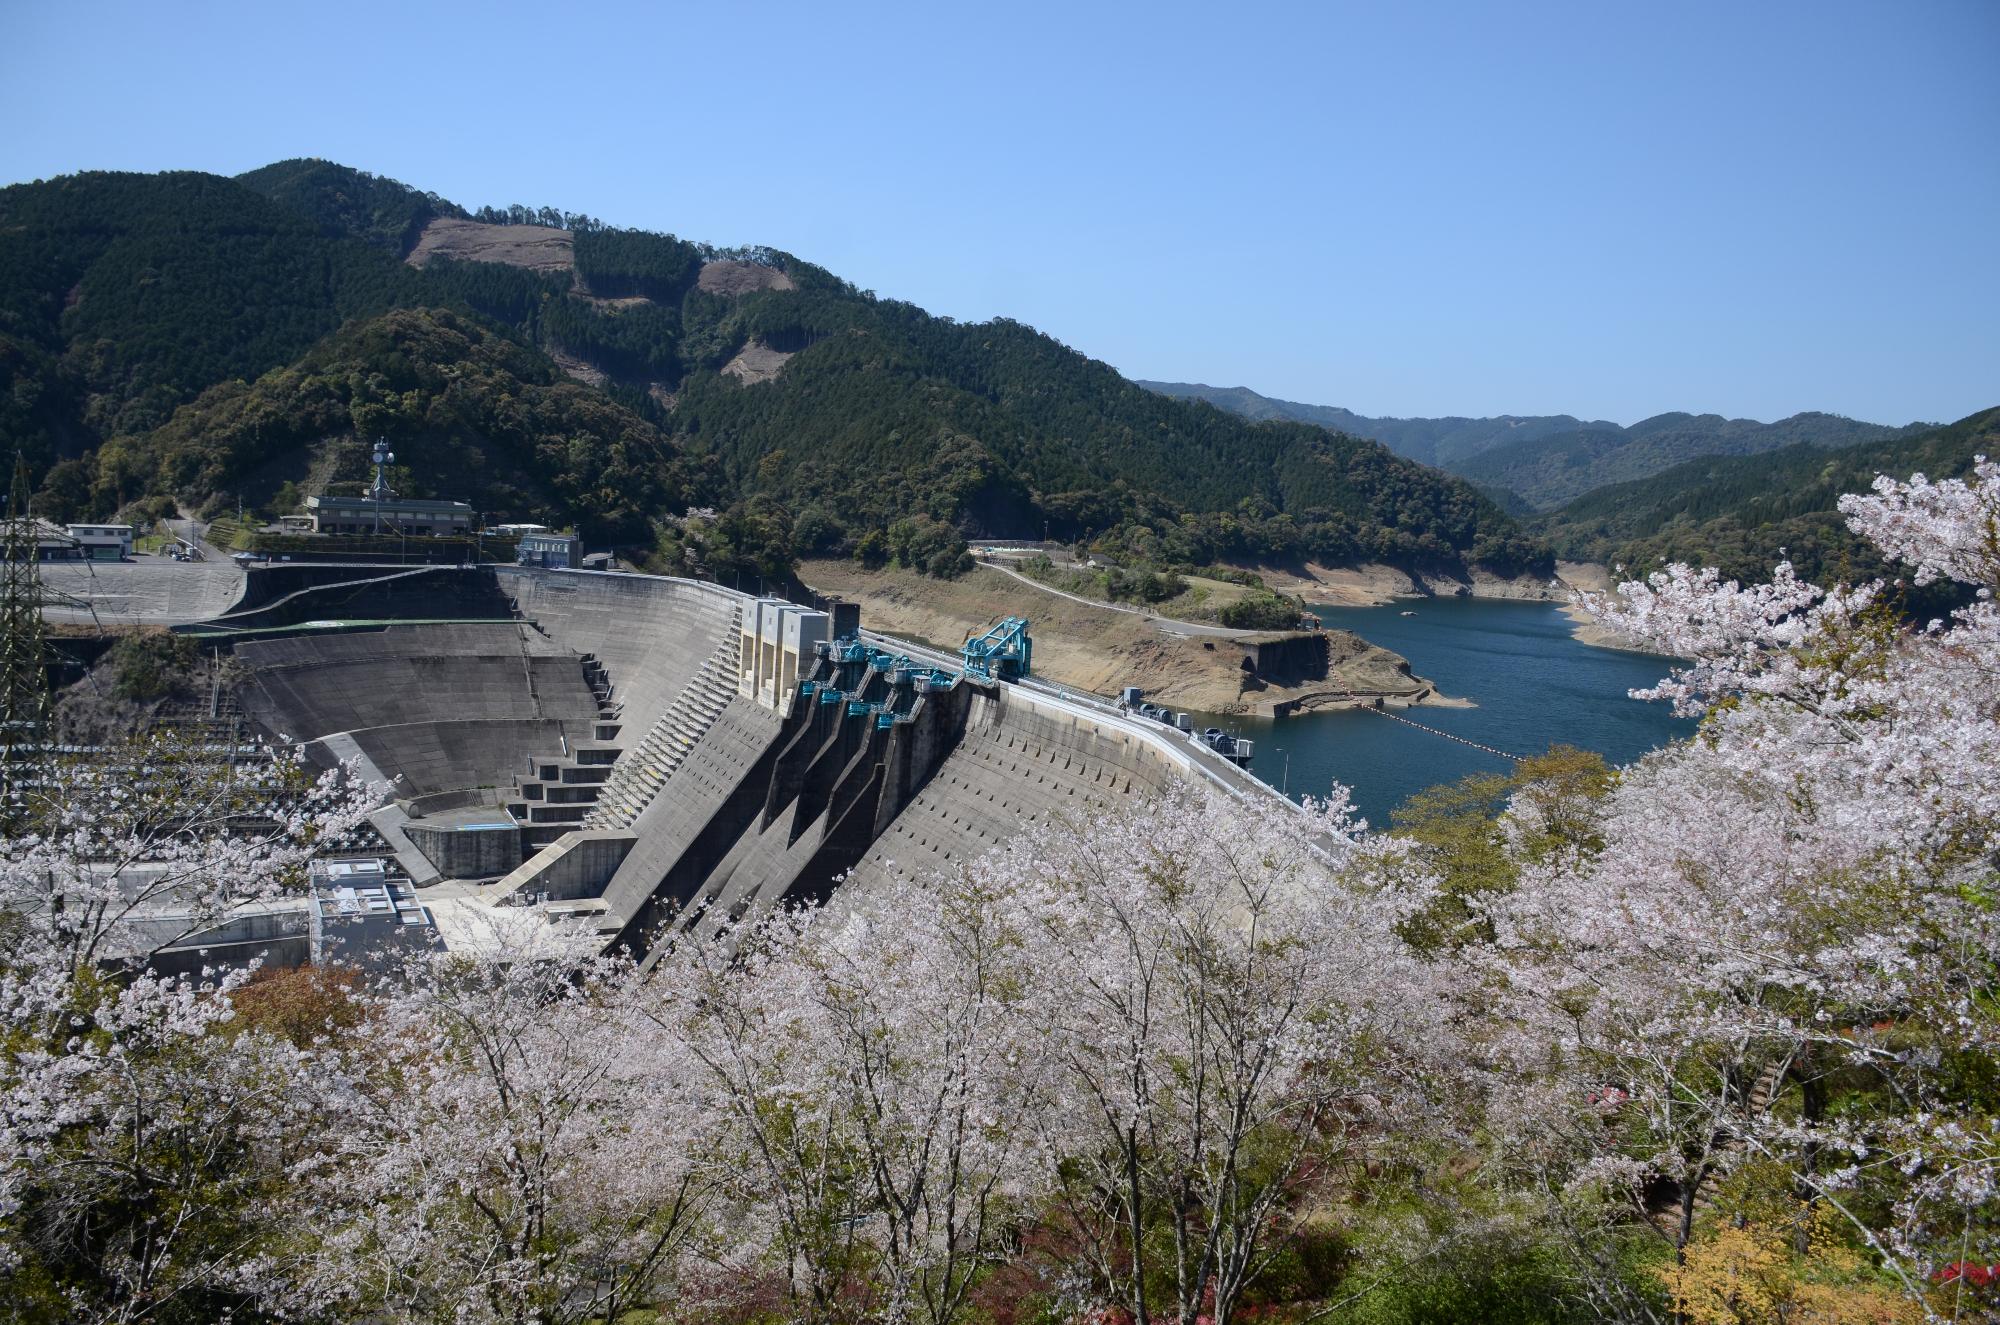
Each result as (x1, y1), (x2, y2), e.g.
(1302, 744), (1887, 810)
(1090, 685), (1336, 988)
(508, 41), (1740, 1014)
(65, 523), (132, 560)
(517, 531), (583, 569)
(305, 495), (474, 536)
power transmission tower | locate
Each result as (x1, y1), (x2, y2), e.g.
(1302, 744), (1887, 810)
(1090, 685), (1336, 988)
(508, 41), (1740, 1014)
(1, 453), (50, 816)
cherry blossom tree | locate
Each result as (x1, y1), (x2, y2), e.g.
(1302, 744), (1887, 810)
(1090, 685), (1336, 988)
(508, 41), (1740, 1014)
(289, 918), (723, 1325)
(0, 734), (377, 1322)
(651, 866), (1045, 1325)
(981, 784), (1459, 1325)
(3, 732), (377, 976)
(784, 869), (1048, 1325)
(1480, 457), (2000, 1314)
(649, 913), (877, 1321)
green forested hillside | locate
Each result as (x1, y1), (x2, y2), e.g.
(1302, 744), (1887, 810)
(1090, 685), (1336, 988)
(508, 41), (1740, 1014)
(1537, 407), (2000, 591)
(235, 158), (466, 254)
(0, 171), (416, 459)
(114, 307), (701, 543)
(1136, 381), (1605, 467)
(674, 308), (1544, 570)
(3, 160), (1543, 577)
(1142, 381), (1927, 510)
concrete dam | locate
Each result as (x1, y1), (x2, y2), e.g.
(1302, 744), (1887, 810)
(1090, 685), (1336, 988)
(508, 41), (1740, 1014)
(209, 565), (1270, 954)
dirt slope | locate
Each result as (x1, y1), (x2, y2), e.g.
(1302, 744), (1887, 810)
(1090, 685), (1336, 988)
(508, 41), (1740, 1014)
(722, 339), (794, 384)
(801, 561), (1445, 716)
(698, 260), (796, 296)
(406, 217), (574, 272)
(1255, 561), (1565, 606)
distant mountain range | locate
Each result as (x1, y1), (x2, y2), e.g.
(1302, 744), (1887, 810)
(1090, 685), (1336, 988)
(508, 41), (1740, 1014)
(1536, 405), (1998, 615)
(1135, 381), (1931, 511)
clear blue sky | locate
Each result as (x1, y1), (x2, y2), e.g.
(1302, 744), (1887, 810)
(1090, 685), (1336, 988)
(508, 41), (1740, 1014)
(3, 0), (1994, 425)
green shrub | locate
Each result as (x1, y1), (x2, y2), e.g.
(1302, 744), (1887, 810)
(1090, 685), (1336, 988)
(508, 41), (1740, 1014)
(1340, 1244), (1589, 1324)
(883, 516), (972, 579)
(1219, 593), (1307, 630)
(107, 635), (201, 702)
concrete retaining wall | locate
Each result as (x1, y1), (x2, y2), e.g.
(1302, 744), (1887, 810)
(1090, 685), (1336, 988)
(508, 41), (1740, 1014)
(406, 819), (521, 878)
(215, 565), (514, 629)
(497, 569), (742, 736)
(491, 830), (637, 904)
(840, 684), (1186, 895)
(238, 623), (603, 797)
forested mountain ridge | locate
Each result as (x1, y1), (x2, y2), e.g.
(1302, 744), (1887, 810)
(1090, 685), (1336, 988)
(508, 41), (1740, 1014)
(1535, 405), (2000, 597)
(1135, 381), (1611, 468)
(236, 157), (468, 253)
(1140, 380), (1928, 510)
(3, 160), (1544, 577)
(1453, 409), (1931, 510)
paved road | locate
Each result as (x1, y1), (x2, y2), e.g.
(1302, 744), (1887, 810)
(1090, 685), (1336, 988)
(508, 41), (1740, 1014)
(977, 558), (1261, 639)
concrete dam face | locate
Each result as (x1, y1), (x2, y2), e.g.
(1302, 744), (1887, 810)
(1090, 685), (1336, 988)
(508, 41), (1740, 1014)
(221, 566), (1254, 953)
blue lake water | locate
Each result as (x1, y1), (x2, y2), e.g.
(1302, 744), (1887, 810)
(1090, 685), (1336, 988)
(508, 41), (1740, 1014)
(1222, 598), (1696, 830)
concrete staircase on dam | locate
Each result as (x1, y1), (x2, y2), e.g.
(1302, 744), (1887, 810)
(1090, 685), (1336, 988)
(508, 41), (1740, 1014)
(581, 632), (741, 831)
(502, 651), (622, 850)
(460, 621), (752, 924)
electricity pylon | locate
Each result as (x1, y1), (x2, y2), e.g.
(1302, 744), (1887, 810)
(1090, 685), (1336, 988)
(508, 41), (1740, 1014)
(0, 454), (50, 816)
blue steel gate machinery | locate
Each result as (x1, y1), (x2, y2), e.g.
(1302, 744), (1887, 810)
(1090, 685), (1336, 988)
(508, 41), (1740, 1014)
(801, 617), (1033, 725)
(959, 616), (1032, 681)
(802, 636), (971, 728)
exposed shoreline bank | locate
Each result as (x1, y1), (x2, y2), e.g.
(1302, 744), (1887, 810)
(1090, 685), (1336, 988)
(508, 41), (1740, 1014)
(1249, 559), (1670, 656)
(799, 561), (1465, 720)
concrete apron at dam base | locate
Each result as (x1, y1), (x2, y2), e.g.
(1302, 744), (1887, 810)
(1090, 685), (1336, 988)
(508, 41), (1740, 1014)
(168, 563), (1285, 961)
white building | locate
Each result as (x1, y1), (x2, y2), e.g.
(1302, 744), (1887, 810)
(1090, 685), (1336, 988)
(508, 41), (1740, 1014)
(65, 523), (132, 560)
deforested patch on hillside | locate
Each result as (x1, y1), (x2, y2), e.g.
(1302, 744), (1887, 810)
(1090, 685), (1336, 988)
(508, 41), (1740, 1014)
(697, 259), (796, 296)
(573, 291), (655, 310)
(405, 216), (574, 271)
(548, 347), (610, 388)
(721, 338), (795, 384)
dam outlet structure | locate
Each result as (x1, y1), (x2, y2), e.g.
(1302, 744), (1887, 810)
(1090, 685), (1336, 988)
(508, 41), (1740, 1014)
(186, 564), (1284, 960)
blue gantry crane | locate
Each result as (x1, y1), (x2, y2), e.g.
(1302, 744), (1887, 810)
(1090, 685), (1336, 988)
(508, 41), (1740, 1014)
(961, 617), (1032, 681)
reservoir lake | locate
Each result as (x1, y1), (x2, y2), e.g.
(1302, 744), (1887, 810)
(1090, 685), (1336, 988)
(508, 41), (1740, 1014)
(1226, 597), (1695, 829)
